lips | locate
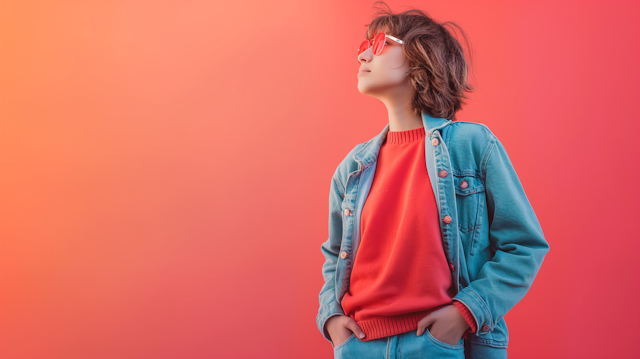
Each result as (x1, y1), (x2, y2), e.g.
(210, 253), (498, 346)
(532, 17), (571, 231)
(359, 68), (371, 73)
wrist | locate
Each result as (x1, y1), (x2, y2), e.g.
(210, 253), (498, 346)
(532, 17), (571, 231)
(452, 301), (476, 333)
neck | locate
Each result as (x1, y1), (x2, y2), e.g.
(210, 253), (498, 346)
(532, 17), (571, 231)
(377, 81), (422, 132)
(385, 102), (423, 132)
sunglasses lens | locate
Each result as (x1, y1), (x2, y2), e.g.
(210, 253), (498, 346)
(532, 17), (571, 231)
(357, 40), (370, 55)
(372, 32), (386, 55)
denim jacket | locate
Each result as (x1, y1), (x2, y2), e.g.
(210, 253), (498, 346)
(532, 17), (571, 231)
(317, 111), (549, 357)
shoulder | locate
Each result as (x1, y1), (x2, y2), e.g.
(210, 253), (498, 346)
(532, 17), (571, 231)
(447, 120), (496, 141)
(445, 120), (498, 155)
(443, 121), (503, 173)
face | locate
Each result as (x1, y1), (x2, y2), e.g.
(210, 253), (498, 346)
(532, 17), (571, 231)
(357, 29), (412, 100)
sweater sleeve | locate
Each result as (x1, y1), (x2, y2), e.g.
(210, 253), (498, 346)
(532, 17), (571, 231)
(453, 301), (477, 333)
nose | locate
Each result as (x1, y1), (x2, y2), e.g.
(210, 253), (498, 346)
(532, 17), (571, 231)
(358, 46), (372, 64)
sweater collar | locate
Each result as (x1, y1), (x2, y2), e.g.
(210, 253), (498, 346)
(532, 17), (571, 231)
(352, 111), (451, 168)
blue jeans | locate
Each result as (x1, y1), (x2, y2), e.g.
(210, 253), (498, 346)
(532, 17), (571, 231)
(333, 327), (465, 359)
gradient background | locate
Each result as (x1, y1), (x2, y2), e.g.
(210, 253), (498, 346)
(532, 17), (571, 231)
(1, 1), (639, 358)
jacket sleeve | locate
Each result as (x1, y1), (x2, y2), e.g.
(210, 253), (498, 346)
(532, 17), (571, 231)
(452, 135), (550, 334)
(316, 169), (347, 343)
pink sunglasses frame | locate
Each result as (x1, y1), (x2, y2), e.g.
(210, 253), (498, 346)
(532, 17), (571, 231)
(357, 32), (404, 62)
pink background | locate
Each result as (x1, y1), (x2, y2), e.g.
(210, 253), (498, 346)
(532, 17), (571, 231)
(1, 1), (639, 358)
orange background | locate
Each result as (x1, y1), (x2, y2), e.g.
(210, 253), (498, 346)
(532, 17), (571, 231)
(1, 1), (639, 358)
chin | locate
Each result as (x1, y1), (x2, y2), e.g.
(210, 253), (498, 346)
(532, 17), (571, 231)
(357, 83), (374, 95)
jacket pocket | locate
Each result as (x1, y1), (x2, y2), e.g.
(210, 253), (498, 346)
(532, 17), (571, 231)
(454, 174), (485, 255)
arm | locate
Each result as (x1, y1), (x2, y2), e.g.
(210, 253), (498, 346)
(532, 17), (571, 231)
(452, 136), (550, 334)
(316, 170), (347, 343)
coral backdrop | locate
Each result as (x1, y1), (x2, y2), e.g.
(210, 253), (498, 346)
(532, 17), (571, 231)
(1, 1), (638, 358)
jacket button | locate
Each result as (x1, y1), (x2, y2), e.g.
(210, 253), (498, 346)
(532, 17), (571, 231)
(344, 209), (351, 216)
(460, 180), (468, 189)
(443, 215), (452, 224)
(438, 169), (448, 178)
(431, 138), (439, 146)
(482, 324), (490, 331)
(341, 251), (349, 259)
(449, 263), (454, 271)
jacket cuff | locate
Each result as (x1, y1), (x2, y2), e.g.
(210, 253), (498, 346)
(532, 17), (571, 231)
(316, 300), (345, 343)
(453, 300), (477, 333)
(453, 286), (493, 334)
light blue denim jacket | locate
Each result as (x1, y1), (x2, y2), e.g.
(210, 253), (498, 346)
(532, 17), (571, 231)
(317, 112), (549, 357)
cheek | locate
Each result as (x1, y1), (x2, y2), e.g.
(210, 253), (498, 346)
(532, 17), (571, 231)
(375, 72), (405, 86)
(387, 49), (409, 68)
(379, 65), (410, 84)
(383, 53), (410, 80)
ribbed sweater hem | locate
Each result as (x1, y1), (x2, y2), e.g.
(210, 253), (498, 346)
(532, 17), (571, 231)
(354, 303), (450, 341)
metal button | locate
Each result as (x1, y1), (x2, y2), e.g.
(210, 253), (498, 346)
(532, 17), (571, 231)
(482, 324), (490, 331)
(443, 215), (452, 224)
(344, 209), (351, 216)
(460, 180), (468, 189)
(438, 170), (448, 178)
(341, 251), (349, 259)
(431, 138), (439, 146)
(449, 263), (454, 271)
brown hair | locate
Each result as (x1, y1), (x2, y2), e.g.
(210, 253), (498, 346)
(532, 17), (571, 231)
(364, 1), (475, 121)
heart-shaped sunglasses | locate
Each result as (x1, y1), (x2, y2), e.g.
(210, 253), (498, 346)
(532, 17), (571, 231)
(357, 32), (404, 62)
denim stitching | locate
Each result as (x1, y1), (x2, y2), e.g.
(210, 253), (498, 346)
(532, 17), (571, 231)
(333, 333), (355, 351)
(426, 328), (464, 350)
(386, 336), (391, 358)
(468, 287), (493, 329)
(459, 224), (482, 233)
(480, 137), (497, 180)
(333, 176), (345, 198)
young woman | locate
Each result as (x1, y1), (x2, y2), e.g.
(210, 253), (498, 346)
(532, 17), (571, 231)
(316, 2), (550, 359)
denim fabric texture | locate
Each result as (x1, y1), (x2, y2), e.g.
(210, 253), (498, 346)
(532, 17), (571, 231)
(317, 112), (550, 358)
(334, 328), (466, 359)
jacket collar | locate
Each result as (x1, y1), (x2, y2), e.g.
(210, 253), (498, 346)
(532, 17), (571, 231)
(352, 111), (451, 168)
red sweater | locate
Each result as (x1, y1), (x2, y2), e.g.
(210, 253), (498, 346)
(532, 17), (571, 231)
(340, 126), (477, 341)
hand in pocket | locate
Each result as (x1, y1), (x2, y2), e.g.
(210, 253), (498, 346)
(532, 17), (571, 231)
(326, 315), (366, 347)
(416, 305), (468, 346)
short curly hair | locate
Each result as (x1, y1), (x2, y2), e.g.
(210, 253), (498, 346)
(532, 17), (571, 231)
(364, 1), (475, 121)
